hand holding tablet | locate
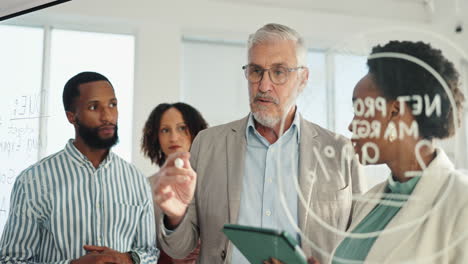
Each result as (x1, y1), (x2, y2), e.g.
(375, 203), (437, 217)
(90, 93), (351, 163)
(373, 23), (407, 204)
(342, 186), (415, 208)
(222, 224), (307, 264)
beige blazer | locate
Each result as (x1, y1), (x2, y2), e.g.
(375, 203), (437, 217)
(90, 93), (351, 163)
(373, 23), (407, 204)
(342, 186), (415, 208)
(157, 115), (366, 264)
(331, 149), (468, 264)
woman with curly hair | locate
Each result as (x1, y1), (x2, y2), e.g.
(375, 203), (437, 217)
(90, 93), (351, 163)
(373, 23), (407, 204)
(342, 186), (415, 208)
(269, 41), (467, 264)
(141, 102), (208, 264)
(331, 41), (467, 263)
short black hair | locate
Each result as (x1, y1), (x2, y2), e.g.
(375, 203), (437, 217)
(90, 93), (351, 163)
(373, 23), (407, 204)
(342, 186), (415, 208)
(141, 102), (208, 166)
(62, 71), (112, 112)
(368, 41), (465, 139)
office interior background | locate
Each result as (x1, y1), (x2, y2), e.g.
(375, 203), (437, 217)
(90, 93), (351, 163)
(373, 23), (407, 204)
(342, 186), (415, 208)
(1, 0), (468, 235)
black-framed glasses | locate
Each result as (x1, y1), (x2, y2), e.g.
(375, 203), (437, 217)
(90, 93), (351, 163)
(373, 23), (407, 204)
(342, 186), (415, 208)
(242, 64), (305, 85)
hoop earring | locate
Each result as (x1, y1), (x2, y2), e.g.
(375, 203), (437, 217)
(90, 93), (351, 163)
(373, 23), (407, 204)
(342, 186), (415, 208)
(389, 130), (397, 142)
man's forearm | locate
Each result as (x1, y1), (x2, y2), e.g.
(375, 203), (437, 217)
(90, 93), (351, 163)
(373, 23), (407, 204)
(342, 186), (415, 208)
(158, 212), (199, 259)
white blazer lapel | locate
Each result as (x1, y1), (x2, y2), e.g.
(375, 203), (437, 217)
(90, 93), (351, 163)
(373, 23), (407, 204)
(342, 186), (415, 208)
(348, 184), (387, 231)
(366, 149), (454, 263)
(365, 183), (436, 263)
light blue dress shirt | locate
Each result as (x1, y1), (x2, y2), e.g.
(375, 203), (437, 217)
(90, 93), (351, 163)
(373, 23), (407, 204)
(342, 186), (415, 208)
(231, 112), (300, 264)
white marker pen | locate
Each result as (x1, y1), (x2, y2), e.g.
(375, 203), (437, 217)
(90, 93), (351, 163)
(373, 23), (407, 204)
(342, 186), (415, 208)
(175, 158), (184, 169)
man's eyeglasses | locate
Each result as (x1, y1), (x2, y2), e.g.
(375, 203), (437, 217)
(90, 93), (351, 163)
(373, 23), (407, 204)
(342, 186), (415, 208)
(242, 64), (305, 85)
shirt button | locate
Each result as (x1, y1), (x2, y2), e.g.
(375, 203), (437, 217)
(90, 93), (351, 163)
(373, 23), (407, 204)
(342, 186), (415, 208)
(265, 210), (271, 216)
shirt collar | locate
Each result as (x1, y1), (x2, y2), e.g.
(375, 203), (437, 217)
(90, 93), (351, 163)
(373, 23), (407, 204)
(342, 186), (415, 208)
(246, 108), (301, 145)
(64, 139), (114, 168)
(387, 174), (421, 195)
(385, 148), (452, 196)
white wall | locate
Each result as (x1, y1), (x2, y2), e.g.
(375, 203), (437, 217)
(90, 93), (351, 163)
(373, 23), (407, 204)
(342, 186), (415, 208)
(5, 0), (468, 175)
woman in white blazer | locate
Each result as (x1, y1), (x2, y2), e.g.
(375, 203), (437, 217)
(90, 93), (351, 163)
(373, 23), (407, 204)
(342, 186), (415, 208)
(330, 41), (468, 264)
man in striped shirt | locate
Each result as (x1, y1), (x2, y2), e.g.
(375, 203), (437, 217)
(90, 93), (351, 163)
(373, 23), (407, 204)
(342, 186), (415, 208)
(0, 72), (158, 263)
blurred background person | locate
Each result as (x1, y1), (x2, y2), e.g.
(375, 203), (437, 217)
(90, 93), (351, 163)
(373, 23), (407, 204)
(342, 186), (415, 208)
(141, 102), (208, 264)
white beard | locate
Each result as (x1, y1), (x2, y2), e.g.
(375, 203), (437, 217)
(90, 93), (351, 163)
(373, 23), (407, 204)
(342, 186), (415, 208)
(252, 101), (296, 129)
(250, 87), (299, 129)
(252, 110), (281, 128)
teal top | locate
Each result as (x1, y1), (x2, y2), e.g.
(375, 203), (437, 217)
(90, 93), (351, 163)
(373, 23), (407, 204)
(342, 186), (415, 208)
(332, 175), (421, 264)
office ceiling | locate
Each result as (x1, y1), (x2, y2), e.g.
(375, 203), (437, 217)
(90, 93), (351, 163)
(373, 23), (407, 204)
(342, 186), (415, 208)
(213, 0), (434, 22)
(0, 0), (69, 21)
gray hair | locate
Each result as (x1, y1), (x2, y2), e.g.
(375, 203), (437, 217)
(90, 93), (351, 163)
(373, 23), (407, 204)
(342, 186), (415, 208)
(247, 23), (307, 66)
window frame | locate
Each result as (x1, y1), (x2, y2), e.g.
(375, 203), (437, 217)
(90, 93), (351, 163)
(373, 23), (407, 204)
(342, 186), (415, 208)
(2, 21), (137, 161)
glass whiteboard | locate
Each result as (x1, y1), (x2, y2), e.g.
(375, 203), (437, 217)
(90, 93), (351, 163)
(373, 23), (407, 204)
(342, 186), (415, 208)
(0, 25), (44, 233)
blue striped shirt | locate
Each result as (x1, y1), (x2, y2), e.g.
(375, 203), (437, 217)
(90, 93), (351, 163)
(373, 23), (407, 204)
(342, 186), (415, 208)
(0, 139), (158, 263)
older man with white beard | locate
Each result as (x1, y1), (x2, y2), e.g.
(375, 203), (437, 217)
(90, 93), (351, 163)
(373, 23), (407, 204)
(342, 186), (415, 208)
(151, 23), (366, 264)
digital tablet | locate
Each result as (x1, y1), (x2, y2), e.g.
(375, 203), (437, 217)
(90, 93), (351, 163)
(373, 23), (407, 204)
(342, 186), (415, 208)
(222, 224), (307, 264)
